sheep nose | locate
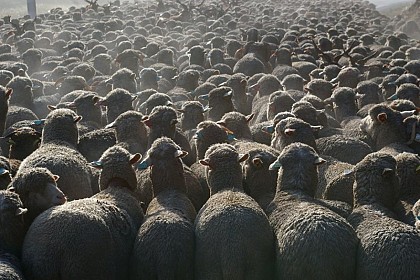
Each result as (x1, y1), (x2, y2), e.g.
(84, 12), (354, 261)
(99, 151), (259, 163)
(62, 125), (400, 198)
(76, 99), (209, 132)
(57, 194), (67, 205)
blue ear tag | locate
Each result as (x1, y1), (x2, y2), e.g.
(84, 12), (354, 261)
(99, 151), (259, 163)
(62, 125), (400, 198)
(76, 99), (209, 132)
(90, 161), (103, 168)
(137, 160), (150, 170)
(193, 131), (203, 140)
(265, 125), (275, 134)
(227, 133), (236, 141)
(0, 168), (9, 175)
(33, 119), (45, 125)
(388, 94), (398, 100)
(269, 161), (281, 170)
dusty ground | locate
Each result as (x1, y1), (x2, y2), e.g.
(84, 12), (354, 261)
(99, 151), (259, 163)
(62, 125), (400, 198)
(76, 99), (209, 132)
(0, 0), (115, 17)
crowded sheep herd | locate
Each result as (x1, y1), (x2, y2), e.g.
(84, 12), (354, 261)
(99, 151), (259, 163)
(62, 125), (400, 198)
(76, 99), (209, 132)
(0, 0), (420, 279)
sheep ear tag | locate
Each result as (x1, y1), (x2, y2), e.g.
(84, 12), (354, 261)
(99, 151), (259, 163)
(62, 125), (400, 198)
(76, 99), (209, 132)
(269, 160), (281, 170)
(262, 125), (275, 134)
(137, 160), (150, 170)
(193, 131), (203, 140)
(33, 119), (45, 126)
(387, 93), (398, 101)
(90, 161), (103, 169)
(227, 132), (237, 141)
(0, 168), (9, 176)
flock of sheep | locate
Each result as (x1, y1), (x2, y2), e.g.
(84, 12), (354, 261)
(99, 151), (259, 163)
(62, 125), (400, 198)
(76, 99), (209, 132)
(0, 0), (420, 279)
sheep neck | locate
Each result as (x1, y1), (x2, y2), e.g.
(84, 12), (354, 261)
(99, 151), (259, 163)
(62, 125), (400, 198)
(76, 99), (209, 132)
(207, 165), (244, 195)
(275, 167), (318, 198)
(150, 160), (187, 196)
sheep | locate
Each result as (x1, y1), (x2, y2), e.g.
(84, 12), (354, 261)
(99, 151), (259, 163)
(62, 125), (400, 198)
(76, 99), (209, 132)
(413, 199), (420, 230)
(217, 111), (254, 140)
(0, 156), (12, 190)
(242, 148), (278, 211)
(0, 86), (12, 136)
(138, 92), (172, 115)
(195, 143), (275, 279)
(360, 104), (414, 153)
(22, 146), (144, 280)
(78, 128), (117, 162)
(55, 75), (89, 96)
(267, 143), (358, 280)
(0, 190), (27, 257)
(0, 250), (25, 280)
(178, 101), (207, 139)
(130, 137), (196, 280)
(143, 105), (195, 166)
(115, 49), (144, 74)
(324, 87), (358, 124)
(201, 86), (235, 121)
(233, 41), (272, 76)
(108, 68), (137, 93)
(304, 79), (334, 100)
(3, 126), (41, 161)
(393, 152), (420, 226)
(97, 88), (135, 124)
(17, 108), (93, 201)
(271, 117), (354, 198)
(388, 83), (420, 107)
(106, 110), (148, 155)
(347, 152), (420, 280)
(8, 167), (66, 228)
(6, 76), (34, 111)
(0, 70), (14, 87)
(66, 92), (103, 129)
(220, 73), (250, 115)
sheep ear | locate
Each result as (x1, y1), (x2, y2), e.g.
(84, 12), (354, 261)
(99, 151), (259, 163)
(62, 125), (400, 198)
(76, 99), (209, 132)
(216, 120), (227, 127)
(382, 168), (393, 176)
(311, 125), (322, 132)
(314, 157), (326, 165)
(15, 207), (28, 216)
(143, 117), (152, 127)
(130, 154), (142, 165)
(175, 150), (188, 158)
(223, 90), (232, 98)
(7, 186), (15, 192)
(246, 113), (254, 123)
(284, 128), (295, 136)
(5, 88), (13, 98)
(252, 157), (263, 167)
(199, 159), (210, 167)
(400, 110), (415, 119)
(105, 121), (116, 129)
(343, 169), (354, 176)
(90, 161), (103, 169)
(377, 112), (387, 123)
(47, 105), (57, 111)
(52, 175), (60, 181)
(73, 115), (82, 123)
(238, 153), (249, 163)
